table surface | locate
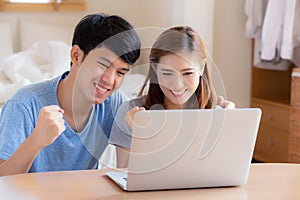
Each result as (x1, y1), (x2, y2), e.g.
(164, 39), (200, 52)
(0, 163), (300, 200)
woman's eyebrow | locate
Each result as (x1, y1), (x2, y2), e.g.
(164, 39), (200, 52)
(160, 68), (195, 73)
(181, 68), (195, 72)
(161, 68), (174, 72)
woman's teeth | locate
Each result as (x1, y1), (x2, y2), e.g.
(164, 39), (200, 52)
(172, 90), (185, 95)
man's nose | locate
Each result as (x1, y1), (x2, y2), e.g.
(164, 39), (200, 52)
(100, 69), (115, 85)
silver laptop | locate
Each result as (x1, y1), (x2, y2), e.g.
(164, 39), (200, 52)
(107, 108), (261, 191)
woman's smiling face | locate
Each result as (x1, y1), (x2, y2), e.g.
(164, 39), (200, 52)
(156, 53), (202, 109)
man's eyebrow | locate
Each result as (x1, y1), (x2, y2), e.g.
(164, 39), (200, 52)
(98, 56), (130, 71)
(98, 56), (112, 64)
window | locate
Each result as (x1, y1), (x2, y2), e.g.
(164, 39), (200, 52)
(9, 0), (51, 3)
(0, 0), (86, 11)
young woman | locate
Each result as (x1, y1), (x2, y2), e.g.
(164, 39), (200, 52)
(109, 26), (234, 167)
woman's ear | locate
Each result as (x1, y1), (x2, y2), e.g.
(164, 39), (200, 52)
(70, 45), (83, 67)
(150, 60), (157, 73)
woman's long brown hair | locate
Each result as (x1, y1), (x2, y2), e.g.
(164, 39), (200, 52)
(138, 26), (217, 109)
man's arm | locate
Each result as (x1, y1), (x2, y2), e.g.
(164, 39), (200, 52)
(0, 105), (65, 176)
(0, 136), (43, 176)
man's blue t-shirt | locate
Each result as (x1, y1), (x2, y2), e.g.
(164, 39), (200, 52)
(0, 72), (125, 172)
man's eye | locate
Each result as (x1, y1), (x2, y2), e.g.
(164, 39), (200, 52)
(97, 61), (108, 68)
(117, 71), (126, 76)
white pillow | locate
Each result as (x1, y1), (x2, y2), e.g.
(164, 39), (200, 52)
(47, 41), (71, 77)
(29, 40), (71, 77)
(0, 22), (13, 61)
(0, 49), (49, 83)
(20, 19), (73, 51)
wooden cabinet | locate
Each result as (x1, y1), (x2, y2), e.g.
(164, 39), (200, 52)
(252, 98), (290, 162)
(251, 66), (300, 163)
(289, 68), (300, 162)
(251, 66), (292, 163)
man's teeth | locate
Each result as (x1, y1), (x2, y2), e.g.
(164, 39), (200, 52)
(96, 85), (107, 92)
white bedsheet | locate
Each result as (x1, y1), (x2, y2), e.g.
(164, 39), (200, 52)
(0, 40), (71, 104)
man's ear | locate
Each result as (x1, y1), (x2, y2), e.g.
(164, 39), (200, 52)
(70, 45), (82, 67)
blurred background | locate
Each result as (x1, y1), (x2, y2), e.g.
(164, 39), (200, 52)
(0, 0), (251, 107)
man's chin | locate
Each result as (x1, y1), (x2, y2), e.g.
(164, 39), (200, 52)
(94, 94), (109, 104)
(94, 99), (105, 104)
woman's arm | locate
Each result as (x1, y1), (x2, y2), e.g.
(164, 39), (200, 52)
(116, 146), (130, 168)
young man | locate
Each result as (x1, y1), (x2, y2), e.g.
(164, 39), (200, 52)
(0, 13), (141, 176)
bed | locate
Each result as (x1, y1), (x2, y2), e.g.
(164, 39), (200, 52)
(0, 18), (148, 105)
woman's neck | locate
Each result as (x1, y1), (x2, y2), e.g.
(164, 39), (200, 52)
(164, 97), (188, 110)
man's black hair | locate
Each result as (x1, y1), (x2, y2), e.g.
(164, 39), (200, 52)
(72, 13), (141, 65)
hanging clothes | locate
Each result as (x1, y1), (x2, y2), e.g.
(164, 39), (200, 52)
(260, 0), (285, 60)
(280, 0), (298, 60)
(244, 0), (267, 38)
(245, 0), (300, 69)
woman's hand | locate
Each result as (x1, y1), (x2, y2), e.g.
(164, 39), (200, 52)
(217, 96), (235, 109)
(125, 106), (145, 131)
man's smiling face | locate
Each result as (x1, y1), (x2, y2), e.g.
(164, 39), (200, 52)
(75, 45), (130, 104)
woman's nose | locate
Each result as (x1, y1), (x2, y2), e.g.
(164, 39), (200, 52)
(172, 75), (185, 89)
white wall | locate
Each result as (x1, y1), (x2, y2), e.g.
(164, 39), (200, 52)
(87, 0), (214, 67)
(86, 0), (184, 28)
(184, 0), (214, 56)
(0, 0), (214, 53)
(0, 12), (83, 52)
(213, 0), (252, 107)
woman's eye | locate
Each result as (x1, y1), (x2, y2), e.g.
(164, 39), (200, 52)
(162, 73), (173, 76)
(183, 72), (194, 76)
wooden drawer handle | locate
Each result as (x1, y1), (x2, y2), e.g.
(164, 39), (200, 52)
(292, 103), (300, 107)
(268, 139), (275, 145)
(292, 123), (300, 128)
